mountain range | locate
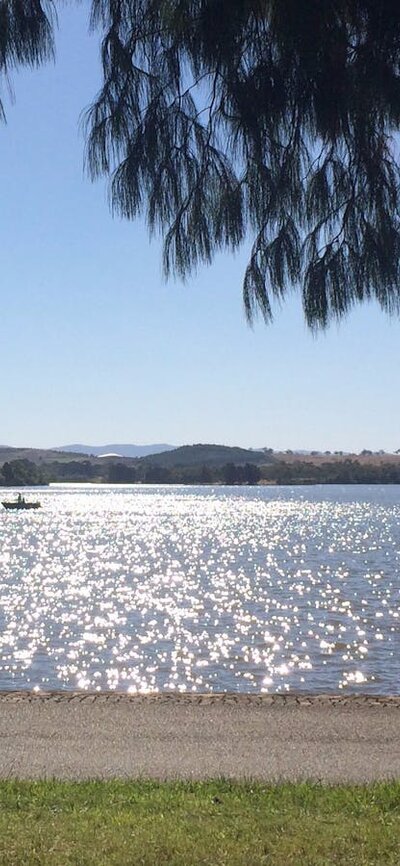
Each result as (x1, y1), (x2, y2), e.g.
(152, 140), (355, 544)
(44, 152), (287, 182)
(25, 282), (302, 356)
(55, 443), (176, 458)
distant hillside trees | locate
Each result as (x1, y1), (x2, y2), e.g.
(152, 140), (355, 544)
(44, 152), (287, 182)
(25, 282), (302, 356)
(42, 461), (98, 483)
(144, 465), (172, 484)
(2, 454), (400, 488)
(260, 460), (400, 485)
(0, 460), (44, 486)
(199, 465), (213, 484)
(244, 464), (262, 485)
(108, 463), (137, 483)
(137, 443), (270, 469)
(222, 463), (261, 485)
(222, 463), (238, 485)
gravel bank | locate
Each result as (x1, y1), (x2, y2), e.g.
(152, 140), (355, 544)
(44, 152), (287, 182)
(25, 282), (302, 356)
(0, 692), (399, 782)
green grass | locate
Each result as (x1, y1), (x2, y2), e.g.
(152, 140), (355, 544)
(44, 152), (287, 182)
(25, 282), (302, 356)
(0, 780), (400, 864)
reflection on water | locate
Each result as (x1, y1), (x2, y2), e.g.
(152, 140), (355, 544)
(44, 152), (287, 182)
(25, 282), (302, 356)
(0, 484), (399, 694)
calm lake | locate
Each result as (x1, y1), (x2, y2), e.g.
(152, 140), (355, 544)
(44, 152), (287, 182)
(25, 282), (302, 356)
(0, 483), (399, 694)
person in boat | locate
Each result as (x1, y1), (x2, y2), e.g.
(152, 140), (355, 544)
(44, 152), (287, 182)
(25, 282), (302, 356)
(17, 493), (25, 505)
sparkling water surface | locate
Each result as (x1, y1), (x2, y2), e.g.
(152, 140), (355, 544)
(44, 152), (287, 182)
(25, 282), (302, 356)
(0, 483), (399, 694)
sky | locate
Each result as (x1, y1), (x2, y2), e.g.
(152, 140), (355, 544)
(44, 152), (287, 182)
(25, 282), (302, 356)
(0, 4), (399, 453)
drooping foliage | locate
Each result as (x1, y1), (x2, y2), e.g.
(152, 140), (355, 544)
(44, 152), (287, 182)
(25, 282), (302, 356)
(0, 1), (55, 120)
(85, 0), (400, 326)
(4, 1), (400, 327)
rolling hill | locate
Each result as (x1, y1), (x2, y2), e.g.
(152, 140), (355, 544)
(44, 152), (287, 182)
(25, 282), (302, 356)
(138, 443), (274, 468)
(0, 447), (89, 465)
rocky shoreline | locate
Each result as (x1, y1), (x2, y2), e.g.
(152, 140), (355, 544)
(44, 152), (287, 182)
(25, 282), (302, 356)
(0, 690), (400, 707)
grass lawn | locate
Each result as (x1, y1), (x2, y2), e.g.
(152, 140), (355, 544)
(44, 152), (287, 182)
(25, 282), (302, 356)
(0, 780), (400, 864)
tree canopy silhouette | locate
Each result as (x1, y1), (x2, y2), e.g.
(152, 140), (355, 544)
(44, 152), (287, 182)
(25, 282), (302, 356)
(3, 1), (400, 327)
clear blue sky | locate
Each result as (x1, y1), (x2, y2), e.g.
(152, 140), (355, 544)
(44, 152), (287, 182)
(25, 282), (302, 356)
(0, 4), (399, 453)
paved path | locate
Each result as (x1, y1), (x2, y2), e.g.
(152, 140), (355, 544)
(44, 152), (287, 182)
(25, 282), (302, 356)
(0, 692), (399, 782)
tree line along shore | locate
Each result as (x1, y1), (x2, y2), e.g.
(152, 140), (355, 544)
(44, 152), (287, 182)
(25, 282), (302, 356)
(2, 454), (400, 487)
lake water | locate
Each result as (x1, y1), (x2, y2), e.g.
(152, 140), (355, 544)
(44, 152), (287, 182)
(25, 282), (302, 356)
(0, 484), (399, 694)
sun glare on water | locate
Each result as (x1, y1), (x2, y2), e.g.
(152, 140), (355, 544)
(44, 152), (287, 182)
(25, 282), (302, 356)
(0, 484), (398, 694)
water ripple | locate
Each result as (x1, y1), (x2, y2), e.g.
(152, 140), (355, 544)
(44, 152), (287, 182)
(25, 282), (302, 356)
(0, 484), (399, 693)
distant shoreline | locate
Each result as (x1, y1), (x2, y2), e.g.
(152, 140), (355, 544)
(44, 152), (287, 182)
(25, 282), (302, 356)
(1, 447), (400, 487)
(3, 478), (400, 488)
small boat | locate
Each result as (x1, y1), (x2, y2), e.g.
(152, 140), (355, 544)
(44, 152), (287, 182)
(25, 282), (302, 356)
(2, 495), (41, 511)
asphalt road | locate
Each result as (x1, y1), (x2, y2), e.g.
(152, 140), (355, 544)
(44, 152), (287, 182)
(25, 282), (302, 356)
(0, 692), (399, 782)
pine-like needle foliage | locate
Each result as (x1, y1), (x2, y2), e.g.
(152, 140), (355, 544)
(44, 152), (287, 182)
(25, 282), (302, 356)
(0, 1), (55, 120)
(3, 1), (400, 327)
(85, 0), (400, 326)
